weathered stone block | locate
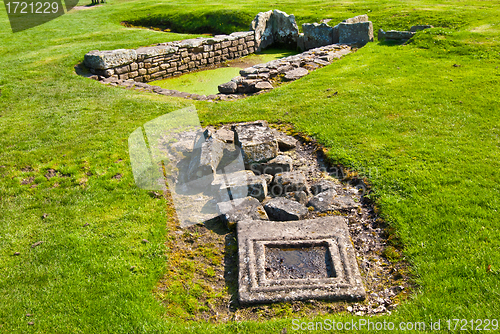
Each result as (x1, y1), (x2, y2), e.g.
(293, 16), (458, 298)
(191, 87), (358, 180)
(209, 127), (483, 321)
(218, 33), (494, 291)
(84, 49), (137, 70)
(234, 121), (279, 165)
(250, 154), (292, 175)
(410, 25), (433, 32)
(114, 65), (130, 75)
(307, 189), (360, 212)
(338, 21), (374, 45)
(217, 196), (269, 229)
(310, 179), (338, 195)
(271, 171), (308, 196)
(263, 197), (308, 221)
(302, 22), (333, 50)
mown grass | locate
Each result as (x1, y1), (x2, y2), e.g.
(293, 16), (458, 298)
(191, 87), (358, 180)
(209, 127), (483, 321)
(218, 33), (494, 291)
(0, 0), (499, 332)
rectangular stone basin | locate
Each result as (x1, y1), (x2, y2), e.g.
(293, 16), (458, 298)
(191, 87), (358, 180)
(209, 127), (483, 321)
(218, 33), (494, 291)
(237, 217), (366, 304)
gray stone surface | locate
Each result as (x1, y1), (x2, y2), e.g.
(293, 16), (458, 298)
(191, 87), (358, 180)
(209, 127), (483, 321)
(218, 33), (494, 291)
(271, 129), (298, 150)
(308, 189), (360, 212)
(218, 81), (237, 94)
(217, 196), (269, 228)
(378, 29), (415, 41)
(302, 23), (334, 50)
(338, 21), (374, 45)
(234, 121), (279, 165)
(218, 173), (269, 202)
(271, 171), (308, 196)
(187, 129), (226, 179)
(84, 49), (137, 70)
(250, 154), (293, 176)
(271, 10), (299, 46)
(214, 128), (235, 143)
(284, 190), (308, 205)
(263, 197), (308, 221)
(343, 14), (369, 24)
(284, 67), (309, 80)
(310, 179), (338, 195)
(250, 10), (274, 51)
(237, 217), (366, 304)
(254, 81), (273, 91)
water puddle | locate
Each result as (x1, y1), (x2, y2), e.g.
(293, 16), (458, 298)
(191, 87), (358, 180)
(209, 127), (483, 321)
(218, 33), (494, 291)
(149, 48), (298, 96)
(265, 243), (336, 280)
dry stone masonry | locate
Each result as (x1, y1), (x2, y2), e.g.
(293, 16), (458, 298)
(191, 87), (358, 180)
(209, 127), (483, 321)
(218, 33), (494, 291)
(81, 10), (375, 100)
(159, 119), (410, 310)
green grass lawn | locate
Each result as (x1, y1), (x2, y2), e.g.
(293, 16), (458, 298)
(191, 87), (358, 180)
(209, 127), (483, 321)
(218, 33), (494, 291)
(0, 0), (499, 332)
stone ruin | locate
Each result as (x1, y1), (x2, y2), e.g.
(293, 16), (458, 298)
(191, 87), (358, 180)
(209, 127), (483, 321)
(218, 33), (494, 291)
(378, 25), (433, 42)
(155, 119), (369, 304)
(80, 10), (374, 100)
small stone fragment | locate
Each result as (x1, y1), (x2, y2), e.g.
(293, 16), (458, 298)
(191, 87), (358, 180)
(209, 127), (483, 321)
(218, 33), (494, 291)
(254, 81), (273, 91)
(310, 179), (338, 195)
(307, 189), (360, 212)
(217, 196), (269, 228)
(218, 81), (237, 94)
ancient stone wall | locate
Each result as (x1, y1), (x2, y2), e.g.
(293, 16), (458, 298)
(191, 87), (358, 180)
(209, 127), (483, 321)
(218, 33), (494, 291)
(84, 31), (256, 81)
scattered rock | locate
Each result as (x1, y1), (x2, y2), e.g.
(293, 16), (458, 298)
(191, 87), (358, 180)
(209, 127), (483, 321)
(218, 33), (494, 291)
(41, 213), (48, 219)
(251, 154), (293, 176)
(13, 252), (20, 256)
(219, 174), (269, 202)
(339, 21), (374, 45)
(187, 129), (226, 179)
(254, 81), (273, 91)
(112, 173), (122, 179)
(217, 196), (269, 228)
(378, 29), (414, 41)
(21, 177), (34, 185)
(214, 128), (235, 143)
(234, 121), (279, 165)
(307, 189), (360, 212)
(284, 190), (308, 205)
(142, 239), (149, 243)
(310, 179), (338, 195)
(271, 171), (309, 196)
(410, 25), (433, 32)
(263, 197), (308, 220)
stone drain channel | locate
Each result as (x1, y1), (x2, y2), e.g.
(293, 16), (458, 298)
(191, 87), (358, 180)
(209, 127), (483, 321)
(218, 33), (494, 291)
(157, 120), (411, 316)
